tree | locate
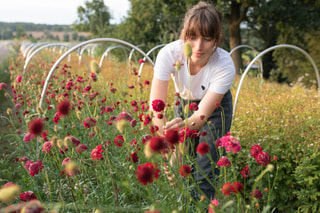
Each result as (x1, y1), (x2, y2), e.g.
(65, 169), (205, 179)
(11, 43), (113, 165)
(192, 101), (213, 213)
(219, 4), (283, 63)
(247, 0), (320, 85)
(73, 0), (111, 37)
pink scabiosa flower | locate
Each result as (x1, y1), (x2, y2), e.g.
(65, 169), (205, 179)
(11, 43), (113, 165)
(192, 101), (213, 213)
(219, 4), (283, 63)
(139, 58), (145, 64)
(42, 141), (52, 153)
(62, 157), (71, 165)
(136, 162), (160, 185)
(56, 99), (71, 116)
(189, 102), (199, 111)
(104, 106), (113, 113)
(240, 166), (251, 178)
(217, 156), (231, 167)
(196, 142), (210, 156)
(209, 199), (219, 213)
(83, 117), (96, 128)
(251, 189), (263, 199)
(0, 82), (7, 90)
(90, 73), (97, 82)
(144, 80), (150, 85)
(221, 182), (235, 195)
(91, 144), (104, 161)
(28, 118), (44, 136)
(76, 144), (88, 153)
(220, 135), (241, 154)
(164, 129), (180, 146)
(20, 191), (37, 202)
(28, 161), (44, 177)
(114, 135), (125, 147)
(179, 165), (192, 177)
(84, 85), (92, 92)
(256, 151), (271, 166)
(53, 112), (61, 124)
(15, 103), (21, 109)
(16, 75), (22, 83)
(151, 99), (166, 112)
(23, 132), (35, 142)
(251, 145), (263, 158)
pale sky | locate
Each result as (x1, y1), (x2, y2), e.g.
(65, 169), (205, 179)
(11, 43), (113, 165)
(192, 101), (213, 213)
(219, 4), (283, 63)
(0, 0), (130, 25)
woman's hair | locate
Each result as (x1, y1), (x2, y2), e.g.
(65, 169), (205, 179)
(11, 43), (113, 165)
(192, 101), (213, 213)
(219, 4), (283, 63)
(180, 1), (223, 46)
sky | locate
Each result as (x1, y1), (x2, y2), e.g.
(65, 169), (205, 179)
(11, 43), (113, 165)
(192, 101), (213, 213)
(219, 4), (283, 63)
(0, 0), (130, 25)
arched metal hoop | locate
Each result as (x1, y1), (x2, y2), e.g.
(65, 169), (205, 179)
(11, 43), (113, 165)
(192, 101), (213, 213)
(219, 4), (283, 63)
(233, 44), (320, 116)
(99, 45), (131, 68)
(25, 42), (50, 61)
(137, 44), (166, 81)
(23, 43), (72, 75)
(39, 38), (154, 109)
(229, 44), (264, 78)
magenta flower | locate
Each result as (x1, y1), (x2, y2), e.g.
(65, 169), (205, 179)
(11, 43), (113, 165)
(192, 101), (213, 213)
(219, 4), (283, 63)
(16, 75), (22, 83)
(251, 145), (263, 158)
(256, 151), (271, 166)
(91, 144), (104, 161)
(151, 99), (166, 112)
(240, 166), (251, 178)
(220, 135), (241, 154)
(83, 117), (96, 128)
(217, 156), (231, 167)
(0, 82), (7, 90)
(42, 142), (52, 153)
(189, 102), (199, 111)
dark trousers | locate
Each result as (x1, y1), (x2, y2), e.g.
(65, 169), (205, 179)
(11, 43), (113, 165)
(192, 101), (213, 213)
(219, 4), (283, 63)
(174, 90), (233, 199)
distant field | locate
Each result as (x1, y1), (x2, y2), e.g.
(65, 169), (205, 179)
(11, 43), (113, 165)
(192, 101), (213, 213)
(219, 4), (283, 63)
(26, 31), (91, 40)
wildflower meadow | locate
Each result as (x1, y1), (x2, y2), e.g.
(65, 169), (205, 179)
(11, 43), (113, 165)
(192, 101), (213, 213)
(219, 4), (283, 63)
(0, 41), (319, 213)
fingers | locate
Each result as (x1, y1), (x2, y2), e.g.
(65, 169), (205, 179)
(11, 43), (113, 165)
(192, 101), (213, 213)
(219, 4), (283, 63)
(164, 117), (183, 130)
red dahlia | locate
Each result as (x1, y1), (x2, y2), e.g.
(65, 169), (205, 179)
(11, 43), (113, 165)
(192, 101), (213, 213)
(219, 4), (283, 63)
(151, 99), (166, 112)
(57, 99), (71, 116)
(28, 118), (44, 136)
(136, 162), (160, 185)
(179, 165), (192, 177)
(196, 142), (210, 155)
(165, 129), (180, 145)
(20, 191), (37, 202)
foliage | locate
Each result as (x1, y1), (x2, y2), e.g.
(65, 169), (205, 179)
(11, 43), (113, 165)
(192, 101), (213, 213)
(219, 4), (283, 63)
(294, 146), (320, 213)
(73, 0), (111, 37)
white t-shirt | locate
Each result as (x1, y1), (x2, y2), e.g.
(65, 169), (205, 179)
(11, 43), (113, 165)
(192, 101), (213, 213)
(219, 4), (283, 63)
(154, 40), (235, 100)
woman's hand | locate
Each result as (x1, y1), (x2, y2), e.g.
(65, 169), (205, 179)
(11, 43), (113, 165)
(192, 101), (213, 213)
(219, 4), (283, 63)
(164, 117), (184, 131)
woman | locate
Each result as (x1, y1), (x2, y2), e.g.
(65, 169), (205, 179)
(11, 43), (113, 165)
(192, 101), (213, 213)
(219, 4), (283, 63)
(149, 1), (235, 199)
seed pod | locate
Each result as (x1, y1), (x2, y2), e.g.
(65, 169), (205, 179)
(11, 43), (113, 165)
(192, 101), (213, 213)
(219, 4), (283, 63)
(184, 42), (192, 58)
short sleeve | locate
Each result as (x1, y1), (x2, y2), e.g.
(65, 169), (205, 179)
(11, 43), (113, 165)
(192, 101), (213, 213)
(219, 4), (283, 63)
(153, 40), (183, 81)
(208, 50), (236, 94)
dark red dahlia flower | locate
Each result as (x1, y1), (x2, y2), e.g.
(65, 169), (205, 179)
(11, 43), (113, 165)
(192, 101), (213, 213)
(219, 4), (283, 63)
(196, 142), (210, 156)
(151, 99), (165, 112)
(28, 118), (44, 136)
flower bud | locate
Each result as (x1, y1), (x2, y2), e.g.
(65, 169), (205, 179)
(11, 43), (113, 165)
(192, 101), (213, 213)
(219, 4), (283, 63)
(66, 161), (79, 176)
(184, 42), (192, 58)
(90, 60), (101, 74)
(6, 108), (12, 115)
(0, 184), (20, 203)
(116, 119), (129, 133)
(175, 60), (181, 71)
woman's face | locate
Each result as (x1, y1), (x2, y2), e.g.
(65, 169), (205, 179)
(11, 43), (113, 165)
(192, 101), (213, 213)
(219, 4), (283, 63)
(186, 32), (215, 67)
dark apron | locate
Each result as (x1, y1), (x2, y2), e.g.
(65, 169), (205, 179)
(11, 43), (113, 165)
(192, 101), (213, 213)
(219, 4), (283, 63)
(174, 90), (233, 199)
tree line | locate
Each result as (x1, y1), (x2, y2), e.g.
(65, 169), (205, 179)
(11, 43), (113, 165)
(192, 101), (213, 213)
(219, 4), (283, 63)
(1, 0), (319, 87)
(73, 0), (320, 87)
